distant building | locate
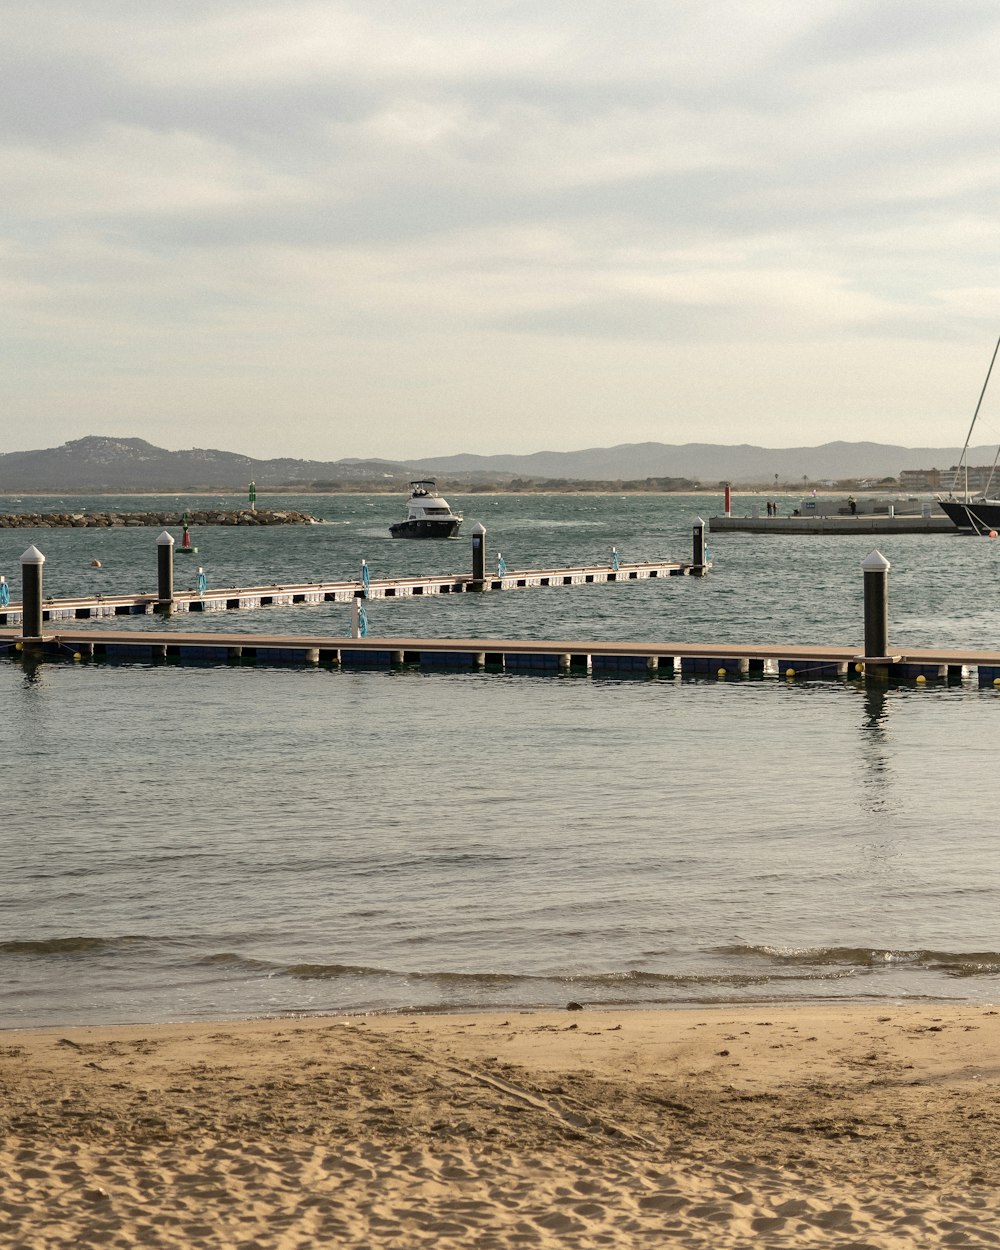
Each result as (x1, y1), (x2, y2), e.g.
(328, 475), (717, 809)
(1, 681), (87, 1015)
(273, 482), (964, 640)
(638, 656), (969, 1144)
(900, 466), (1000, 492)
(899, 468), (944, 490)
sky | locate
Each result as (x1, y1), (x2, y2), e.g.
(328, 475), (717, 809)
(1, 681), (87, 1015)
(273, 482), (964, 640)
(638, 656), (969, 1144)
(6, 0), (1000, 460)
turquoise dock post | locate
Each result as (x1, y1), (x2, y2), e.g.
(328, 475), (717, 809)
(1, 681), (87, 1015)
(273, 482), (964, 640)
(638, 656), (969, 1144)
(351, 595), (370, 638)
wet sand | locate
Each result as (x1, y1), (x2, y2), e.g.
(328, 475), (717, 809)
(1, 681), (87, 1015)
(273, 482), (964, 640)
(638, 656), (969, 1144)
(2, 1003), (998, 1247)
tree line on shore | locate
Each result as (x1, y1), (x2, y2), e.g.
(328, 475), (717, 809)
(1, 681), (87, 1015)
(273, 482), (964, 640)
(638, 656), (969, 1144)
(271, 474), (899, 494)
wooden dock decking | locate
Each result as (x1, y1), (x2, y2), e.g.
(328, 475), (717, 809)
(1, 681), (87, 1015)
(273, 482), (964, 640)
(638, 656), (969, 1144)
(0, 558), (701, 627)
(5, 627), (1000, 686)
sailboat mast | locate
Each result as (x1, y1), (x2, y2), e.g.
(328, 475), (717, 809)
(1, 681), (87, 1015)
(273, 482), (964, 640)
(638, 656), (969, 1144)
(959, 335), (1000, 502)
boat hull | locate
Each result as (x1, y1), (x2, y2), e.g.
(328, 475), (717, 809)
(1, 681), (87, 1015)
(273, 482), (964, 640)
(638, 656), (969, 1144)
(938, 499), (1000, 532)
(389, 518), (462, 539)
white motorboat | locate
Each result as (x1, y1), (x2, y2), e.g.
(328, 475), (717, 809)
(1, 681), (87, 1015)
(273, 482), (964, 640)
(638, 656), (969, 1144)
(389, 480), (463, 539)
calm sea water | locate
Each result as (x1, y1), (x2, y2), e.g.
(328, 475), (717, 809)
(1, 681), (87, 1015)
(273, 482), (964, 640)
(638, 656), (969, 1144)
(3, 492), (1000, 1029)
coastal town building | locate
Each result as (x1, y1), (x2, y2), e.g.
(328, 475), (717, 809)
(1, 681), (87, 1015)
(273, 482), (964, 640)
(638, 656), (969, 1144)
(899, 466), (999, 492)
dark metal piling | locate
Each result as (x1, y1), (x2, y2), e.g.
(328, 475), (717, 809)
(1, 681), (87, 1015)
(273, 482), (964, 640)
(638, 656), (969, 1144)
(692, 518), (707, 576)
(470, 522), (487, 590)
(862, 549), (890, 659)
(20, 544), (44, 640)
(156, 530), (175, 614)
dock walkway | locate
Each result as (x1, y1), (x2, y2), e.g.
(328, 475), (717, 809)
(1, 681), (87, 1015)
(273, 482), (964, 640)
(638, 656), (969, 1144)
(0, 557), (699, 628)
(6, 628), (1000, 686)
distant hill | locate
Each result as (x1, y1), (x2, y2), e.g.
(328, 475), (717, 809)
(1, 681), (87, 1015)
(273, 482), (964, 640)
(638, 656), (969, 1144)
(0, 437), (411, 492)
(0, 434), (992, 492)
(411, 441), (992, 483)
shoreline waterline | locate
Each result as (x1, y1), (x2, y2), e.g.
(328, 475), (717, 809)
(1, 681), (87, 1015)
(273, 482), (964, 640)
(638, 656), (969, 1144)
(1, 991), (975, 1037)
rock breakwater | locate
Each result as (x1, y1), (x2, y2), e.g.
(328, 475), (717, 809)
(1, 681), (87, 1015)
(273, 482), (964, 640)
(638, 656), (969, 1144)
(0, 509), (319, 529)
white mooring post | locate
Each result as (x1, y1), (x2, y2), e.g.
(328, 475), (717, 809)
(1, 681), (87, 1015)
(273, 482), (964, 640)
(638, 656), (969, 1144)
(20, 545), (45, 639)
(862, 549), (890, 659)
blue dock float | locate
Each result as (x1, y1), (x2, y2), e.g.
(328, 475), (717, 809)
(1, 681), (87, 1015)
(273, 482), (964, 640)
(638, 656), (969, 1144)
(250, 646), (321, 665)
(178, 644), (232, 662)
(680, 655), (752, 676)
(503, 652), (562, 672)
(591, 653), (658, 675)
(340, 648), (396, 668)
(419, 650), (481, 667)
(7, 627), (1000, 690)
(98, 641), (160, 661)
(776, 658), (851, 680)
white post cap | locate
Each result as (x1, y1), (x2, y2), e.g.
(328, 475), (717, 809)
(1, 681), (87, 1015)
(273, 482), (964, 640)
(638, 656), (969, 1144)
(20, 545), (45, 565)
(694, 516), (706, 526)
(472, 522), (486, 535)
(862, 549), (890, 572)
(157, 530), (175, 546)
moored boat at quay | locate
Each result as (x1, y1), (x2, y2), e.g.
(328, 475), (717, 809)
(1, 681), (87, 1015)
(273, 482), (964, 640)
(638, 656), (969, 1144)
(937, 497), (1000, 533)
(937, 334), (1000, 533)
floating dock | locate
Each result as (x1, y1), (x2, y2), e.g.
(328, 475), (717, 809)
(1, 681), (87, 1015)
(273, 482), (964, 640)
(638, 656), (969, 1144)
(5, 627), (1000, 686)
(0, 557), (702, 628)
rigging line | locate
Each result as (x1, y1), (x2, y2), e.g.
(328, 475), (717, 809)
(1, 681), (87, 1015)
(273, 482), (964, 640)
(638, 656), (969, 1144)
(966, 505), (987, 537)
(960, 334), (1000, 501)
(983, 439), (1000, 501)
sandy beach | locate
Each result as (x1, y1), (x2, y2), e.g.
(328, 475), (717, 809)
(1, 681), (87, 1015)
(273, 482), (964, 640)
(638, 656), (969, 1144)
(2, 1003), (998, 1248)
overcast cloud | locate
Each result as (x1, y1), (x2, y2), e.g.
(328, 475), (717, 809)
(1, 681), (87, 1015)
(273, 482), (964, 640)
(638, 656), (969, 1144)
(5, 0), (1000, 458)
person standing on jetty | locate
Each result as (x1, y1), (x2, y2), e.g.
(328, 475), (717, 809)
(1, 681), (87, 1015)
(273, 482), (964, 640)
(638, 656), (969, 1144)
(848, 495), (857, 514)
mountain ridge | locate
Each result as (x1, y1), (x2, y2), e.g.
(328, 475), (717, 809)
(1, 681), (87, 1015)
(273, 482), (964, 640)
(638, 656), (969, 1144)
(411, 440), (986, 482)
(0, 434), (990, 491)
(0, 437), (411, 492)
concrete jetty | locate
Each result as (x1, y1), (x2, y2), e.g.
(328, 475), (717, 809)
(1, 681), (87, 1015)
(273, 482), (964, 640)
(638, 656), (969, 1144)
(709, 514), (955, 534)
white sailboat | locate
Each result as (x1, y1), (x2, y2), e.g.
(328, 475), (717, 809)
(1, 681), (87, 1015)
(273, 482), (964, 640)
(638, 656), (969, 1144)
(937, 335), (1000, 532)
